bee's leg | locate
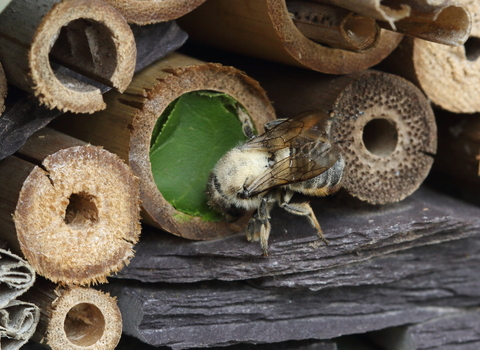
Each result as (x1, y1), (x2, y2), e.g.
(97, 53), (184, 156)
(246, 211), (261, 242)
(280, 190), (329, 245)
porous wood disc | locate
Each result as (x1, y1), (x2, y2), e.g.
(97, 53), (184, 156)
(331, 71), (437, 204)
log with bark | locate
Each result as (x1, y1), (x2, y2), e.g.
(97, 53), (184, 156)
(22, 278), (121, 350)
(102, 0), (208, 25)
(0, 20), (188, 162)
(104, 230), (480, 349)
(0, 128), (141, 285)
(0, 0), (136, 113)
(0, 62), (6, 116)
(177, 0), (403, 74)
(382, 0), (480, 113)
(52, 52), (276, 241)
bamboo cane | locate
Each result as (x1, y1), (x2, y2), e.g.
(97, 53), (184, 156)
(22, 279), (121, 350)
(102, 0), (207, 25)
(177, 0), (403, 74)
(0, 0), (136, 113)
(382, 0), (480, 113)
(317, 0), (471, 46)
(52, 52), (276, 240)
(239, 62), (437, 204)
(0, 128), (141, 285)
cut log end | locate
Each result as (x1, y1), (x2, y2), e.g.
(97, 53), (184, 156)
(46, 287), (122, 350)
(102, 0), (208, 25)
(14, 145), (141, 285)
(29, 0), (136, 113)
(331, 71), (437, 204)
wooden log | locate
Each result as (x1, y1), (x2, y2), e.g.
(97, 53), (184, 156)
(286, 1), (380, 52)
(318, 0), (471, 46)
(101, 0), (207, 25)
(177, 0), (403, 74)
(381, 0), (480, 113)
(0, 20), (187, 162)
(22, 278), (122, 350)
(105, 234), (480, 348)
(52, 52), (276, 241)
(0, 299), (39, 350)
(231, 61), (436, 205)
(0, 128), (141, 285)
(114, 186), (480, 283)
(0, 62), (6, 116)
(0, 0), (136, 113)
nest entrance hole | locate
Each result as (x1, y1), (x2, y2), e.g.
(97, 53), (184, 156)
(49, 18), (117, 91)
(464, 37), (480, 62)
(362, 118), (398, 157)
(64, 303), (105, 346)
(64, 192), (99, 229)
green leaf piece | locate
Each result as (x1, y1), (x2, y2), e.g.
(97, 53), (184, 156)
(150, 91), (252, 221)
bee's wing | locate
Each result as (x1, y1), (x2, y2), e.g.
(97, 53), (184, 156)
(244, 140), (340, 197)
(245, 110), (331, 152)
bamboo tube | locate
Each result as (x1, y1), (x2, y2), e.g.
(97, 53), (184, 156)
(101, 0), (207, 25)
(0, 299), (39, 350)
(382, 1), (480, 113)
(0, 128), (141, 285)
(52, 52), (276, 240)
(177, 0), (403, 75)
(286, 1), (380, 52)
(241, 63), (436, 204)
(0, 62), (5, 116)
(22, 279), (121, 350)
(0, 0), (136, 114)
(317, 0), (471, 46)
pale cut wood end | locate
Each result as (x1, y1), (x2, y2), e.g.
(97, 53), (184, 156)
(14, 145), (141, 285)
(46, 287), (122, 350)
(29, 0), (136, 113)
(103, 0), (208, 25)
(331, 71), (437, 204)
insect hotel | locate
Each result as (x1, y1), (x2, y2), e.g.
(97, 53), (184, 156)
(0, 0), (479, 349)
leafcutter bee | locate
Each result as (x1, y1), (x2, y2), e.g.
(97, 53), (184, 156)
(206, 110), (345, 256)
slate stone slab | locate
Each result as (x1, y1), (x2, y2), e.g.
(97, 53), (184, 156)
(0, 21), (188, 161)
(116, 186), (480, 283)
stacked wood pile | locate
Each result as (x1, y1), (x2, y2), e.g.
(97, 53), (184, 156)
(1, 0), (480, 349)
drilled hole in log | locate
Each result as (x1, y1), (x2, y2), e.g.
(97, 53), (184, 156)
(49, 18), (118, 90)
(362, 118), (398, 157)
(64, 303), (105, 346)
(343, 14), (378, 49)
(64, 192), (99, 229)
(464, 37), (480, 61)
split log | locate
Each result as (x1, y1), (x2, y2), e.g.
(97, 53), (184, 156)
(318, 0), (471, 46)
(52, 52), (276, 241)
(233, 62), (436, 205)
(0, 299), (39, 350)
(22, 279), (121, 350)
(0, 62), (6, 116)
(105, 234), (480, 348)
(102, 0), (207, 25)
(177, 0), (403, 74)
(382, 0), (480, 113)
(286, 1), (380, 52)
(0, 20), (187, 161)
(0, 0), (136, 113)
(114, 186), (480, 283)
(0, 128), (141, 285)
(0, 249), (35, 306)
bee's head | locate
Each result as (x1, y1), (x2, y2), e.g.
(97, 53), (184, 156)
(206, 147), (271, 213)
